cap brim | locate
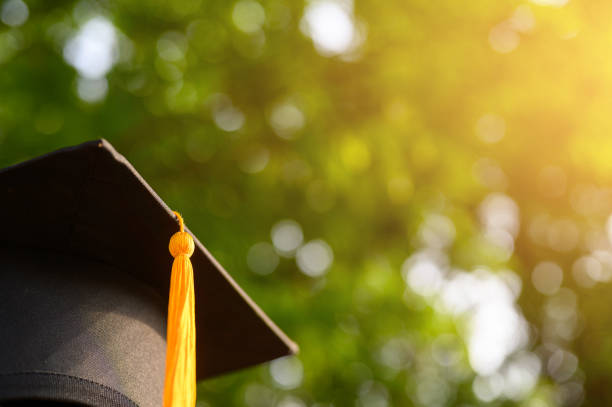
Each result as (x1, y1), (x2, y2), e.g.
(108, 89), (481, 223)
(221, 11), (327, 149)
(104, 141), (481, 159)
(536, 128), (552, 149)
(0, 139), (298, 380)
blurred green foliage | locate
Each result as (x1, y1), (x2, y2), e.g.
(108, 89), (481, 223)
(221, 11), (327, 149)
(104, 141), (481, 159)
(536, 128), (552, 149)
(2, 0), (612, 406)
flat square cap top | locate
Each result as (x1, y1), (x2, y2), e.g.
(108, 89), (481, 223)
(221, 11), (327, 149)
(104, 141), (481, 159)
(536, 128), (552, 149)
(0, 139), (297, 380)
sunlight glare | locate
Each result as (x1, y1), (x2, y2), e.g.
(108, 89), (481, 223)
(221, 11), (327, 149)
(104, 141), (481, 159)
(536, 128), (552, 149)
(302, 0), (355, 56)
(530, 0), (569, 7)
(64, 16), (118, 79)
(271, 219), (304, 257)
(532, 261), (563, 295)
(296, 239), (334, 277)
(247, 242), (279, 275)
(1, 0), (28, 27)
(270, 357), (304, 390)
(233, 0), (266, 34)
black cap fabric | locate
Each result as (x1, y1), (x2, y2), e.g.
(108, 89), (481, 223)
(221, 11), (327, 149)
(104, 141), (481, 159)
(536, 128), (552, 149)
(0, 140), (297, 406)
(0, 246), (166, 406)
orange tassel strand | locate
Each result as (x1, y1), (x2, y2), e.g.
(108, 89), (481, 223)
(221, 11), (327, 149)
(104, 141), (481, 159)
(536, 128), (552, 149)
(164, 211), (197, 407)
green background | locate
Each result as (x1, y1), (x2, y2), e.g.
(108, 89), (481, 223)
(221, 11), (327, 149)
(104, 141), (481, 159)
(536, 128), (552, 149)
(1, 0), (611, 406)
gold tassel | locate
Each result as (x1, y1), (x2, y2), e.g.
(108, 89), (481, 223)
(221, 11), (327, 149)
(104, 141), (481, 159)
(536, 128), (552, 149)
(164, 211), (197, 407)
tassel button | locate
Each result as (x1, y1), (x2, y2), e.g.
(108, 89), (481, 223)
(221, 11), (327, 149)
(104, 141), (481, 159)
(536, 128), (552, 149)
(169, 231), (194, 258)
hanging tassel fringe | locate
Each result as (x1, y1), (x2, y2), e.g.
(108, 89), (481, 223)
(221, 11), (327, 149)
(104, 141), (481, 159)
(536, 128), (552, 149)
(163, 211), (197, 407)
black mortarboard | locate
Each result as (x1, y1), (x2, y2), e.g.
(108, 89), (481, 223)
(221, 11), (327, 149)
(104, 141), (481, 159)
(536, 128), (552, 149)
(0, 140), (297, 406)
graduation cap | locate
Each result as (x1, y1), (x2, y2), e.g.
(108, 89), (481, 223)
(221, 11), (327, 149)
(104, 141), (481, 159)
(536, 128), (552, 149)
(0, 140), (297, 406)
